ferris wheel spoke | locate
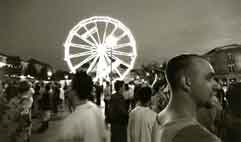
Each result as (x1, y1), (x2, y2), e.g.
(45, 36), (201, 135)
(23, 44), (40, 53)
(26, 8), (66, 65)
(94, 22), (101, 44)
(105, 25), (118, 42)
(102, 22), (109, 44)
(70, 43), (96, 50)
(73, 54), (96, 70)
(69, 51), (95, 59)
(84, 26), (99, 45)
(74, 32), (96, 47)
(111, 43), (132, 50)
(113, 67), (122, 78)
(104, 53), (120, 76)
(103, 53), (111, 64)
(111, 50), (133, 57)
(87, 55), (99, 73)
(96, 56), (108, 77)
(108, 54), (130, 68)
(110, 25), (118, 37)
(116, 32), (127, 41)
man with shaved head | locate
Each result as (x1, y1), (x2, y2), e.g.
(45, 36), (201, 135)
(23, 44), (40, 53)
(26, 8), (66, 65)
(152, 54), (221, 142)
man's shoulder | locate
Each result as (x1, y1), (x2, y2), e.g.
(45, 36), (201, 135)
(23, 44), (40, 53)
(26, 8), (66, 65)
(173, 124), (221, 142)
(156, 109), (167, 124)
(131, 106), (156, 115)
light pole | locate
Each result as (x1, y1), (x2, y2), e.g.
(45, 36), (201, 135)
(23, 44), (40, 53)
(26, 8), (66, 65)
(106, 35), (117, 95)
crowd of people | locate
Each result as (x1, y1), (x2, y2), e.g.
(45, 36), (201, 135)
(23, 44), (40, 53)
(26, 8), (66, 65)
(0, 53), (240, 142)
(0, 79), (68, 141)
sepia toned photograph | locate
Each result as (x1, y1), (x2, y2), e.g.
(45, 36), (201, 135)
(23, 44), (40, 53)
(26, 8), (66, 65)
(0, 0), (240, 142)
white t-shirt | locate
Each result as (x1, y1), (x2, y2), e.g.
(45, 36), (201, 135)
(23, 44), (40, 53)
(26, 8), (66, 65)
(57, 101), (106, 142)
(128, 106), (157, 142)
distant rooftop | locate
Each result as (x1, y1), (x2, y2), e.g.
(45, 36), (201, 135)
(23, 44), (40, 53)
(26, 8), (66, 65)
(206, 44), (241, 55)
(0, 52), (52, 68)
(0, 52), (8, 57)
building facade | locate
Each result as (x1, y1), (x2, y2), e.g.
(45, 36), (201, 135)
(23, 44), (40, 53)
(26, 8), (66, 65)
(204, 44), (241, 85)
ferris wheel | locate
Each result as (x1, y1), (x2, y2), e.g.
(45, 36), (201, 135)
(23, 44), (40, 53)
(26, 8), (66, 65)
(64, 16), (137, 82)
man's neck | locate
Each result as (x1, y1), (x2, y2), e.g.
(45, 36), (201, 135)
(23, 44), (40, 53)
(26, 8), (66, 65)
(166, 90), (197, 121)
(139, 102), (150, 107)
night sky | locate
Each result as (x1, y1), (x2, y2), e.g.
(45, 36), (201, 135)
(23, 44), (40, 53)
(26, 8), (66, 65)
(1, 0), (241, 71)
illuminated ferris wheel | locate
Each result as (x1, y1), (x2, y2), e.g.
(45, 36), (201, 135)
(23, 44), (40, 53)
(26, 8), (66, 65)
(64, 16), (137, 82)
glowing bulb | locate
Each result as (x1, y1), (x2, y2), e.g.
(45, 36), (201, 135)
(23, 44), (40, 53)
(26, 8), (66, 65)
(64, 75), (69, 80)
(47, 71), (52, 77)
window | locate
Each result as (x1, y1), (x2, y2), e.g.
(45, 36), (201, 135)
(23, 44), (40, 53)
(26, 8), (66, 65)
(227, 53), (235, 72)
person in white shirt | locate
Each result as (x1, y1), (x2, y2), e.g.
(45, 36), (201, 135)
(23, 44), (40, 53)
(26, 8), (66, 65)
(128, 86), (157, 142)
(57, 71), (106, 142)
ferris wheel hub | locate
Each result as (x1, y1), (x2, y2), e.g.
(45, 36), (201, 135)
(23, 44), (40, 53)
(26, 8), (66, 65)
(97, 44), (107, 56)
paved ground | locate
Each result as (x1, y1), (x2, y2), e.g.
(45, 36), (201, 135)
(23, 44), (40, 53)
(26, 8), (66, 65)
(30, 112), (68, 142)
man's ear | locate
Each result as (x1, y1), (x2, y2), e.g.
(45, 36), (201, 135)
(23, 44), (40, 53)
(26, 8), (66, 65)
(180, 75), (191, 92)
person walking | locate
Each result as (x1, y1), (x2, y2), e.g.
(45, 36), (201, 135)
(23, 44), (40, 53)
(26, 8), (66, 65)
(37, 83), (52, 133)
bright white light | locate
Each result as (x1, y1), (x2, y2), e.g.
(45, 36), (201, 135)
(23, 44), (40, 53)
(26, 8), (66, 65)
(19, 75), (26, 80)
(223, 86), (228, 93)
(27, 75), (34, 79)
(64, 16), (137, 82)
(64, 75), (69, 80)
(47, 71), (52, 77)
(0, 62), (6, 68)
